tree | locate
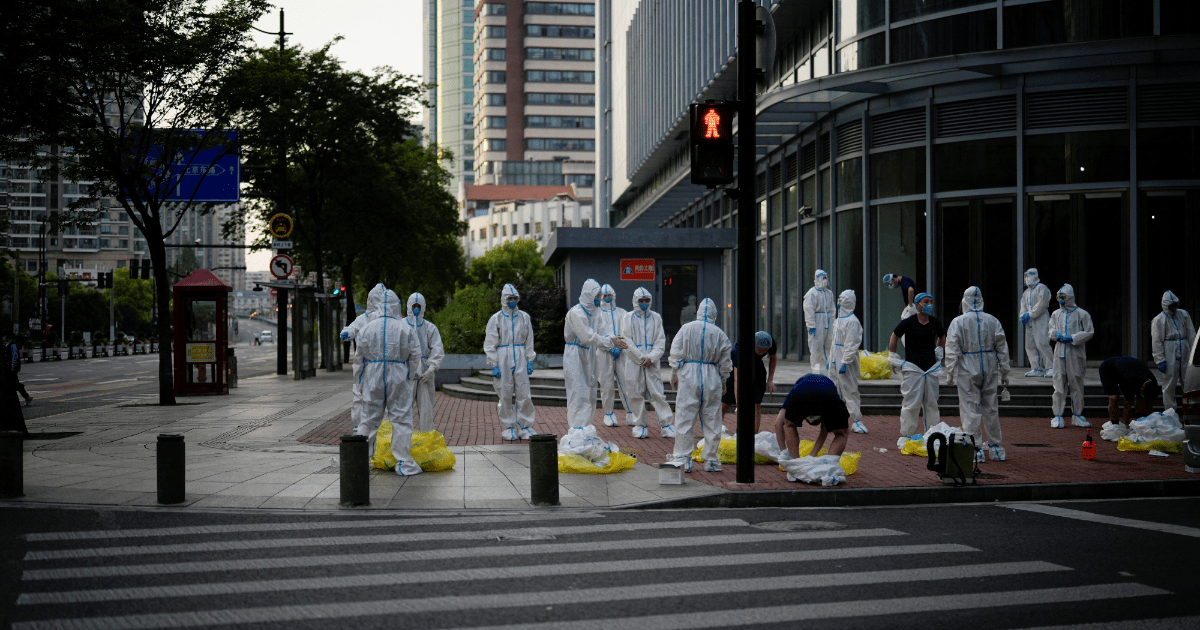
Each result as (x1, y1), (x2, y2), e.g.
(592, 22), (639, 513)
(463, 239), (555, 290)
(0, 0), (270, 405)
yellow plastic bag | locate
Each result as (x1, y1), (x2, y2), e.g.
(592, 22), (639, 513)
(859, 351), (892, 380)
(900, 437), (928, 457)
(1117, 437), (1183, 454)
(777, 445), (861, 476)
(690, 437), (775, 464)
(371, 422), (457, 471)
(558, 452), (637, 474)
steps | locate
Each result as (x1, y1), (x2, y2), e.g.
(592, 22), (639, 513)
(442, 373), (1114, 418)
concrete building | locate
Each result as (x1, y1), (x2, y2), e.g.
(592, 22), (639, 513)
(160, 204), (245, 292)
(471, 1), (596, 201)
(601, 0), (1200, 365)
(462, 184), (592, 259)
(423, 0), (478, 194)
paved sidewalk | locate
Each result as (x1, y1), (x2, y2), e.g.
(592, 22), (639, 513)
(5, 366), (1193, 511)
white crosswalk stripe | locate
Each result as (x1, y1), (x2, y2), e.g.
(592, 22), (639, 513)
(12, 514), (1173, 630)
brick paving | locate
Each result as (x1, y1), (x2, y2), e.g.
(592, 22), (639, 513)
(298, 392), (1193, 493)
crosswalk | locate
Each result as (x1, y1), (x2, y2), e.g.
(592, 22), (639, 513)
(10, 512), (1176, 630)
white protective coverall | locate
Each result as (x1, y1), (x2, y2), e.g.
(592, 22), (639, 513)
(1019, 268), (1054, 377)
(829, 290), (865, 434)
(563, 279), (616, 429)
(403, 293), (445, 433)
(1049, 284), (1095, 428)
(668, 298), (733, 471)
(621, 287), (675, 438)
(1151, 290), (1195, 410)
(890, 345), (944, 438)
(594, 284), (629, 427)
(944, 287), (1011, 461)
(484, 284), (538, 440)
(343, 284), (386, 433)
(803, 270), (835, 373)
(355, 288), (423, 476)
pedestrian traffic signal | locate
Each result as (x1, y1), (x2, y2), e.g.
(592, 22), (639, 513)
(689, 101), (735, 187)
(98, 271), (114, 289)
(129, 259), (140, 279)
(141, 259), (151, 279)
(57, 279), (70, 296)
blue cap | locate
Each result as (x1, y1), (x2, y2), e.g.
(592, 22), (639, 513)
(914, 292), (933, 304)
(754, 331), (772, 348)
(882, 273), (893, 284)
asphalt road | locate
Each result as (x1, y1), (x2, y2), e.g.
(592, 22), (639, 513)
(1, 499), (1197, 629)
(13, 342), (289, 420)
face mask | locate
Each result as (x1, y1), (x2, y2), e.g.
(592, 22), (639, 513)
(638, 302), (649, 311)
(411, 307), (421, 316)
(593, 299), (600, 308)
(921, 304), (934, 315)
(1025, 275), (1036, 288)
(1168, 304), (1179, 313)
(604, 296), (613, 303)
(506, 300), (517, 309)
(1058, 299), (1067, 307)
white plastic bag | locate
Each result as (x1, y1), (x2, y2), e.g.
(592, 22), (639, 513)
(1126, 409), (1185, 444)
(753, 430), (784, 463)
(780, 454), (846, 486)
(1100, 420), (1129, 443)
(558, 425), (620, 468)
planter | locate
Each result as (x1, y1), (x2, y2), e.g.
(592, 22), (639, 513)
(70, 346), (82, 359)
(135, 342), (144, 353)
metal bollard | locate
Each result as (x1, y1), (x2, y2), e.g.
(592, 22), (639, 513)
(1, 431), (25, 498)
(340, 435), (370, 507)
(529, 434), (560, 506)
(157, 434), (186, 504)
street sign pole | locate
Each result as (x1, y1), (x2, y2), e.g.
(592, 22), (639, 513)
(735, 0), (757, 484)
(277, 286), (288, 376)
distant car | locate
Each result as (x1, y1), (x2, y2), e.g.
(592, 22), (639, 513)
(261, 331), (273, 343)
(1182, 326), (1199, 425)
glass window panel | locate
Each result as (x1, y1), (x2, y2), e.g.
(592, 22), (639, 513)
(934, 137), (1017, 191)
(1161, 0), (1200, 35)
(820, 168), (831, 212)
(873, 201), (927, 352)
(772, 234), (783, 344)
(786, 184), (798, 225)
(836, 209), (864, 326)
(839, 0), (886, 40)
(813, 45), (830, 78)
(1138, 191), (1200, 353)
(891, 10), (996, 63)
(758, 240), (769, 331)
(891, 0), (992, 21)
(838, 33), (886, 72)
(770, 192), (782, 231)
(1137, 126), (1199, 181)
(1004, 0), (1154, 48)
(787, 228), (800, 358)
(820, 215), (832, 273)
(802, 175), (817, 211)
(836, 157), (863, 204)
(758, 199), (768, 236)
(1025, 131), (1130, 186)
(871, 147), (926, 199)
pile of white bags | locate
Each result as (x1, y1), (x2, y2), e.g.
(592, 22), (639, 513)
(779, 455), (846, 486)
(1125, 409), (1185, 444)
(558, 425), (621, 468)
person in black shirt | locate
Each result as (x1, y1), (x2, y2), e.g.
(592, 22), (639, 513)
(721, 331), (778, 432)
(888, 292), (947, 438)
(774, 374), (850, 460)
(1098, 356), (1157, 432)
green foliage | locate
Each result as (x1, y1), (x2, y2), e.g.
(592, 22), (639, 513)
(464, 239), (554, 290)
(513, 279), (567, 355)
(428, 284), (497, 354)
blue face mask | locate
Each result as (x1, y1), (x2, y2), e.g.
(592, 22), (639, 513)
(411, 307), (421, 316)
(921, 304), (934, 315)
(604, 296), (613, 303)
(594, 299), (600, 307)
(638, 302), (649, 311)
(506, 300), (518, 309)
(1058, 299), (1067, 307)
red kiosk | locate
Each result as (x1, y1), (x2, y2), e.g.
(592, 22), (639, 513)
(173, 270), (232, 395)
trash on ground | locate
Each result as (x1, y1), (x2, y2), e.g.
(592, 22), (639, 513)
(558, 425), (635, 474)
(370, 422), (457, 471)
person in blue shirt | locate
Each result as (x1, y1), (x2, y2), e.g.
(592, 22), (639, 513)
(883, 273), (917, 309)
(721, 331), (777, 432)
(774, 374), (850, 461)
(5, 334), (32, 406)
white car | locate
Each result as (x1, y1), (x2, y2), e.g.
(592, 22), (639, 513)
(261, 331), (273, 343)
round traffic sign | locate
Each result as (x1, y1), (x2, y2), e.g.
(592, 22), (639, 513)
(269, 214), (294, 239)
(270, 289), (278, 298)
(270, 253), (294, 279)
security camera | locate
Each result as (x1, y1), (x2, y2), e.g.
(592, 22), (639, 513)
(798, 205), (814, 219)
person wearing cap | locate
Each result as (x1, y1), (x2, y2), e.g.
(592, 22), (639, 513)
(883, 273), (917, 309)
(721, 330), (778, 432)
(1097, 356), (1158, 440)
(888, 292), (947, 439)
(775, 374), (851, 461)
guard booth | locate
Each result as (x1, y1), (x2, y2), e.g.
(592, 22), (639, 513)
(544, 228), (735, 341)
(173, 269), (232, 395)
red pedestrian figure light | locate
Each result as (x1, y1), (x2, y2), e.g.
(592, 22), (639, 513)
(702, 108), (722, 139)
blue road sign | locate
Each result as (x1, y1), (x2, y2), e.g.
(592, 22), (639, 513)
(155, 130), (241, 203)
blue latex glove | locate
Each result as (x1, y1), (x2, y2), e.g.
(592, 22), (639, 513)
(1019, 313), (1030, 325)
(1060, 334), (1073, 344)
(808, 328), (815, 336)
(838, 364), (847, 374)
(1158, 361), (1167, 373)
(526, 360), (534, 375)
(340, 331), (350, 341)
(610, 347), (621, 359)
(491, 366), (501, 378)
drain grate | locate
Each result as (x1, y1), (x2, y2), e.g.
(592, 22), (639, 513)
(752, 521), (848, 532)
(1012, 443), (1051, 447)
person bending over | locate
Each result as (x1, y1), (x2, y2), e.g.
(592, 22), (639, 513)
(775, 374), (851, 461)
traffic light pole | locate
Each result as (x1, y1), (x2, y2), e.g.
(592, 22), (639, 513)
(734, 0), (757, 485)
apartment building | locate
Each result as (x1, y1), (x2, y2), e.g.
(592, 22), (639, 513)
(160, 204), (246, 291)
(462, 184), (591, 259)
(471, 1), (596, 201)
(423, 0), (478, 194)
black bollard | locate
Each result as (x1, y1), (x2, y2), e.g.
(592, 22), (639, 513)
(0, 431), (24, 498)
(156, 434), (186, 504)
(340, 435), (370, 507)
(529, 434), (560, 506)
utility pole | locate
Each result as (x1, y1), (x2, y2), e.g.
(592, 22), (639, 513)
(734, 0), (758, 484)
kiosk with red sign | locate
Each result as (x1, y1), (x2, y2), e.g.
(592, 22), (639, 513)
(173, 269), (232, 395)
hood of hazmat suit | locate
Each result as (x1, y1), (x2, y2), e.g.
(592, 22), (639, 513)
(961, 285), (984, 314)
(406, 292), (427, 323)
(502, 283), (520, 314)
(1162, 290), (1180, 312)
(578, 279), (601, 312)
(838, 289), (857, 314)
(1057, 284), (1078, 310)
(1024, 268), (1040, 289)
(631, 287), (652, 311)
(815, 269), (830, 290)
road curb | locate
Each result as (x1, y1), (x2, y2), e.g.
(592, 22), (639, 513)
(618, 478), (1200, 510)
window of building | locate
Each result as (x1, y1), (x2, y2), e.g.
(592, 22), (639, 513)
(523, 223), (530, 234)
(463, 42), (474, 56)
(535, 221), (542, 233)
(526, 47), (595, 61)
(484, 48), (506, 61)
(526, 138), (595, 151)
(486, 93), (506, 106)
(487, 139), (507, 151)
(463, 59), (474, 73)
(527, 92), (596, 106)
(463, 25), (473, 40)
(486, 71), (506, 83)
(934, 137), (1017, 192)
(564, 219), (572, 227)
(566, 174), (594, 187)
(1138, 126), (1200, 180)
(550, 220), (557, 232)
(1004, 0), (1153, 48)
(526, 70), (594, 83)
(838, 0), (886, 40)
(891, 9), (996, 63)
(890, 0), (991, 22)
(487, 116), (507, 128)
(526, 115), (595, 128)
(525, 24), (595, 38)
(836, 157), (862, 204)
(483, 3), (506, 15)
(501, 225), (507, 236)
(526, 2), (596, 15)
(870, 147), (926, 199)
(480, 228), (487, 239)
(581, 218), (589, 228)
(486, 25), (506, 38)
(491, 224), (498, 237)
(463, 92), (474, 105)
(463, 75), (474, 90)
(1025, 131), (1130, 186)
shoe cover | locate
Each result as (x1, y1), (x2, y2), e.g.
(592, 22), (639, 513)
(988, 444), (1006, 461)
(1025, 369), (1043, 377)
(518, 427), (535, 440)
(660, 425), (677, 439)
(1044, 369), (1054, 378)
(502, 428), (519, 441)
(851, 420), (868, 434)
(704, 460), (722, 472)
(632, 425), (648, 439)
(1050, 416), (1065, 429)
(394, 461), (422, 476)
(1071, 415), (1091, 428)
(603, 413), (619, 427)
(974, 449), (986, 463)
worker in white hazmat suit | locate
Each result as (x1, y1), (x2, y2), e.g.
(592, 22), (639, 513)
(889, 293), (947, 440)
(803, 269), (835, 374)
(944, 287), (1011, 462)
(668, 298), (733, 472)
(621, 287), (676, 438)
(1049, 284), (1095, 429)
(829, 290), (865, 434)
(594, 284), (629, 427)
(484, 284), (538, 441)
(563, 279), (625, 429)
(1018, 268), (1054, 378)
(403, 292), (444, 433)
(341, 284), (387, 437)
(355, 288), (424, 476)
(1151, 290), (1195, 411)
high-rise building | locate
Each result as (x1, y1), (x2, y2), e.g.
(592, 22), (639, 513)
(471, 1), (596, 205)
(423, 0), (478, 195)
(160, 204), (245, 291)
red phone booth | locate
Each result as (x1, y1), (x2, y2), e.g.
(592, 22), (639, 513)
(173, 270), (232, 395)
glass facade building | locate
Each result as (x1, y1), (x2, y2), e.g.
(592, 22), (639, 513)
(603, 0), (1199, 363)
